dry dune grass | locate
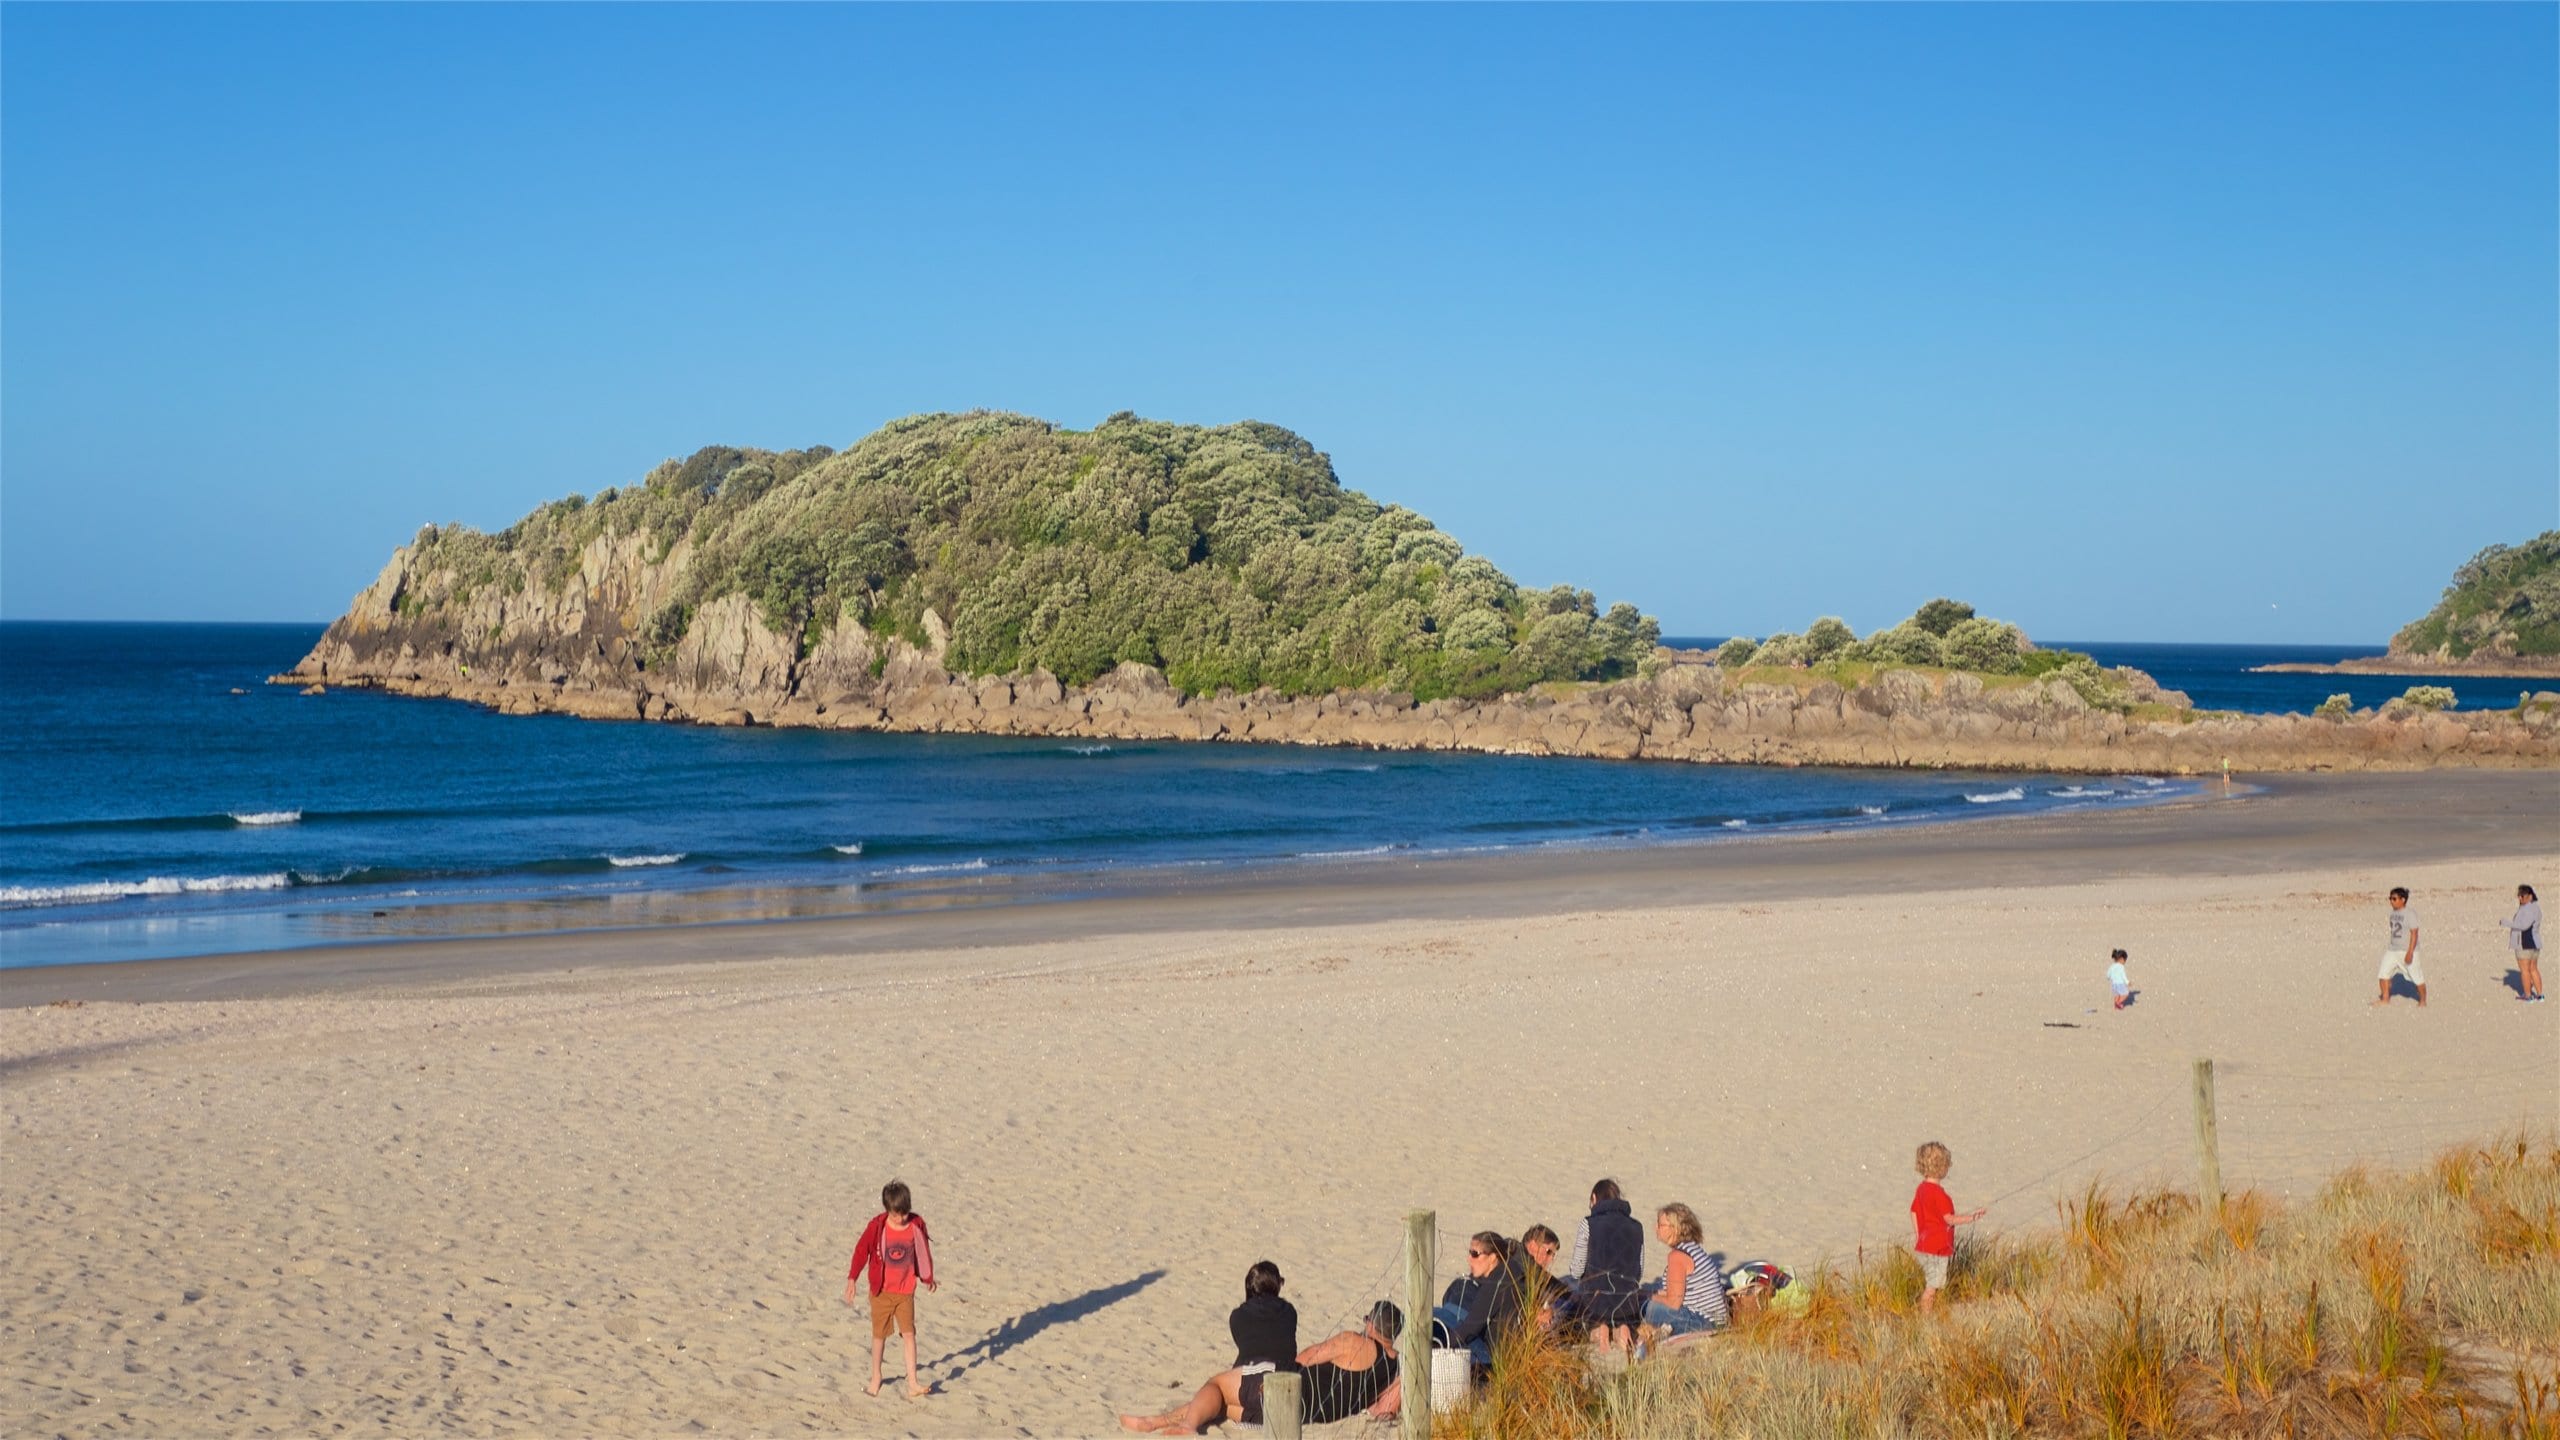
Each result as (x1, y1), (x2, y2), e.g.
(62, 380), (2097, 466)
(1437, 1134), (2560, 1439)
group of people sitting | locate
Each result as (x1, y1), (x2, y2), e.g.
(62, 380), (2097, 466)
(1117, 1179), (1742, 1435)
(1434, 1179), (1732, 1363)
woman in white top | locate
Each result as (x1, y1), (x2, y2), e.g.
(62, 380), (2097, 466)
(2508, 884), (2544, 1003)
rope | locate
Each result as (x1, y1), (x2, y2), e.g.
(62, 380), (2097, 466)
(1975, 1084), (2184, 1215)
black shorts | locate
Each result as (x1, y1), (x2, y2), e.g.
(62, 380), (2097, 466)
(1237, 1366), (1273, 1425)
(1575, 1285), (1645, 1327)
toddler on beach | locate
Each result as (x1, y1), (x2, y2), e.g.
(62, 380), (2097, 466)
(1910, 1142), (1983, 1315)
(2107, 949), (2131, 1010)
(843, 1180), (938, 1399)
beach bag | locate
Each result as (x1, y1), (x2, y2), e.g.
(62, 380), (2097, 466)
(1726, 1261), (1802, 1318)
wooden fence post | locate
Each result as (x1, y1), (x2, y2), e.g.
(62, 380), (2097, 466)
(1403, 1210), (1435, 1440)
(1263, 1370), (1303, 1440)
(2193, 1057), (2223, 1213)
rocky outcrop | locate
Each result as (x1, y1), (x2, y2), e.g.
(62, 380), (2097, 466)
(276, 545), (2560, 772)
(2253, 656), (2560, 680)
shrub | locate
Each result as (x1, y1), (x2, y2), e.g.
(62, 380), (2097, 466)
(2043, 654), (2126, 707)
(1800, 616), (1856, 663)
(1865, 622), (1945, 668)
(1750, 632), (1810, 668)
(1942, 617), (2029, 674)
(1713, 637), (1759, 668)
(2317, 693), (2354, 719)
(1909, 597), (1976, 636)
(2400, 685), (2457, 711)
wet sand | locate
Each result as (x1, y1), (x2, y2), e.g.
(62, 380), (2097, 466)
(2, 769), (2554, 1437)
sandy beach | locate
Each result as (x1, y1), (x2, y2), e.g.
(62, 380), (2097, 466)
(4, 773), (2554, 1438)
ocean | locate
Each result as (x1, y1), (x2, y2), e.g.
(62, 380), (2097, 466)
(1, 623), (2513, 970)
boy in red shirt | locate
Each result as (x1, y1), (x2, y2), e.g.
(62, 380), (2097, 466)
(1910, 1141), (1983, 1315)
(843, 1179), (938, 1398)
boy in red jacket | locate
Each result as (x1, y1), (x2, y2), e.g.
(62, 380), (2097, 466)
(843, 1180), (937, 1398)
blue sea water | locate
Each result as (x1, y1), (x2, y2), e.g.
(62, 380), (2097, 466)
(4, 621), (2497, 971)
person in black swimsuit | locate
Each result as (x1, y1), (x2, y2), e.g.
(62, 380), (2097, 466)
(1118, 1300), (1404, 1434)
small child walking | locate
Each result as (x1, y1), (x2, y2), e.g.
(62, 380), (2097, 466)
(1910, 1142), (1984, 1315)
(843, 1179), (938, 1399)
(2107, 949), (2131, 1010)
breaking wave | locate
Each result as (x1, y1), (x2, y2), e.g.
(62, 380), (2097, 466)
(0, 872), (295, 909)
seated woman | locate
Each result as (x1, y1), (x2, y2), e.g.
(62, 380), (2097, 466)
(1119, 1301), (1404, 1435)
(1229, 1261), (1298, 1369)
(1573, 1179), (1648, 1351)
(1436, 1232), (1563, 1370)
(1638, 1203), (1731, 1341)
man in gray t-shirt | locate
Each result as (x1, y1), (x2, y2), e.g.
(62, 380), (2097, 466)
(2375, 886), (2425, 1007)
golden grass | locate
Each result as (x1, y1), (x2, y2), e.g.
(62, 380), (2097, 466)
(1431, 1134), (2560, 1438)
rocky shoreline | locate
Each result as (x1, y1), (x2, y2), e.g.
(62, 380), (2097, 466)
(274, 550), (2560, 773)
(2252, 656), (2560, 681)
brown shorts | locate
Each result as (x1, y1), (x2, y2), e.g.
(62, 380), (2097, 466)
(870, 1290), (916, 1339)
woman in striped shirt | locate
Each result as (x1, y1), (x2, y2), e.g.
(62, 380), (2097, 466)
(1640, 1203), (1731, 1339)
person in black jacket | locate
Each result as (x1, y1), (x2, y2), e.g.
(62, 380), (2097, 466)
(1439, 1233), (1562, 1372)
(1572, 1179), (1647, 1351)
(1229, 1260), (1299, 1369)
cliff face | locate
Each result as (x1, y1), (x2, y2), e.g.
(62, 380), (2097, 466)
(280, 541), (2560, 772)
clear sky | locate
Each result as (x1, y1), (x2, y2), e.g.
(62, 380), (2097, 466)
(4, 3), (2552, 642)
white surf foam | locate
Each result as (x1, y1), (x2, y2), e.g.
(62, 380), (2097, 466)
(1859, 805), (1889, 816)
(885, 858), (990, 875)
(1965, 787), (2026, 804)
(229, 810), (303, 826)
(832, 842), (865, 855)
(1064, 744), (1113, 756)
(2047, 786), (2117, 799)
(0, 872), (294, 909)
(606, 853), (685, 868)
(1721, 818), (1750, 829)
(1300, 844), (1399, 859)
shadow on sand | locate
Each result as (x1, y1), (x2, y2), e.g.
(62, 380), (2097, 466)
(930, 1269), (1168, 1383)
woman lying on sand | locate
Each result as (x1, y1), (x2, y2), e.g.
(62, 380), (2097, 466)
(1118, 1301), (1404, 1434)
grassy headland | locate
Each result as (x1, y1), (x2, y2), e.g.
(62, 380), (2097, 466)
(2393, 532), (2560, 668)
(392, 411), (1659, 701)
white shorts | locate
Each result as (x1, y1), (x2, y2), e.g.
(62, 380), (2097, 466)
(2379, 950), (2425, 984)
(1916, 1252), (1949, 1291)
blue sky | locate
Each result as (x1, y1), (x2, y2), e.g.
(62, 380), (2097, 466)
(4, 4), (2552, 642)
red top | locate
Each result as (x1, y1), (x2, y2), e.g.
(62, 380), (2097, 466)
(847, 1212), (935, 1294)
(1910, 1180), (1955, 1256)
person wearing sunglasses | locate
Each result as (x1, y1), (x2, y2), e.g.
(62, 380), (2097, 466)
(1436, 1232), (1559, 1371)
